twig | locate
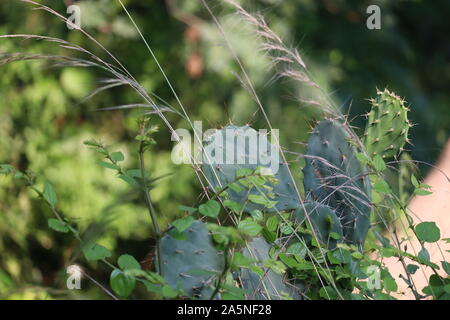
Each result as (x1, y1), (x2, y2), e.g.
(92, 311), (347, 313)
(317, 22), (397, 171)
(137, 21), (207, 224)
(138, 131), (162, 275)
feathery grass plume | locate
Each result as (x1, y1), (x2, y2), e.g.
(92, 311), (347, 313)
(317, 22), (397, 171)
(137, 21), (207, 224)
(223, 0), (337, 116)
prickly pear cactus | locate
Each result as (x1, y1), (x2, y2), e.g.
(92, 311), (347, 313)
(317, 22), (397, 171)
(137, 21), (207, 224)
(240, 237), (302, 300)
(292, 202), (343, 248)
(158, 220), (224, 299)
(202, 125), (299, 213)
(302, 120), (372, 248)
(363, 88), (411, 159)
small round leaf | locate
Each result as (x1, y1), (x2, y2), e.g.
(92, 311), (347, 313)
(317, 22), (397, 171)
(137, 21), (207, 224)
(415, 222), (440, 243)
(110, 269), (135, 297)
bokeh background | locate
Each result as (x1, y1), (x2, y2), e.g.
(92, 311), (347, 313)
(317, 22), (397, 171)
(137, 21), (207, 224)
(0, 0), (449, 299)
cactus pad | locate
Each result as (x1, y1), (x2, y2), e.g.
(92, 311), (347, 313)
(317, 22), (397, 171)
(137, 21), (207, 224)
(159, 220), (224, 299)
(202, 125), (299, 213)
(302, 120), (372, 247)
(363, 88), (410, 159)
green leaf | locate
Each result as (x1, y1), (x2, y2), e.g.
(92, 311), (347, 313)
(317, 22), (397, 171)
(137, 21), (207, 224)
(0, 164), (15, 174)
(142, 281), (162, 294)
(442, 261), (450, 276)
(415, 222), (440, 243)
(329, 232), (341, 240)
(11, 171), (22, 179)
(236, 168), (252, 178)
(118, 174), (136, 186)
(265, 216), (278, 232)
(43, 181), (57, 207)
(223, 200), (242, 213)
(83, 139), (102, 147)
(47, 218), (69, 233)
(351, 252), (363, 260)
(280, 223), (294, 235)
(126, 169), (145, 178)
(261, 228), (277, 243)
(319, 286), (338, 300)
(418, 247), (430, 262)
(287, 242), (307, 258)
(171, 216), (194, 233)
(238, 219), (262, 237)
(444, 284), (450, 294)
(118, 254), (141, 271)
(382, 274), (398, 292)
(198, 199), (221, 218)
(373, 179), (391, 194)
(406, 264), (419, 275)
(331, 248), (352, 264)
(231, 252), (250, 268)
(249, 266), (264, 277)
(373, 155), (386, 172)
(221, 285), (245, 300)
(110, 269), (135, 297)
(414, 189), (433, 196)
(82, 242), (112, 261)
(168, 229), (188, 241)
(212, 232), (228, 245)
(279, 253), (298, 268)
(250, 210), (264, 222)
(355, 152), (368, 165)
(419, 183), (432, 189)
(248, 194), (276, 208)
(135, 134), (148, 142)
(161, 285), (179, 298)
(98, 161), (120, 170)
(264, 259), (286, 275)
(228, 182), (242, 193)
(110, 151), (125, 162)
(411, 175), (419, 188)
(177, 205), (197, 213)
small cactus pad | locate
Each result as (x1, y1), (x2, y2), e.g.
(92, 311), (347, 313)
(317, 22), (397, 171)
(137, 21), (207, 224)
(292, 202), (343, 248)
(159, 220), (224, 299)
(302, 120), (372, 248)
(202, 125), (299, 213)
(240, 237), (302, 300)
(363, 88), (410, 159)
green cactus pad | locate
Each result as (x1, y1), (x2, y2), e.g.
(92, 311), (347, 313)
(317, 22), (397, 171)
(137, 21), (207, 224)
(363, 88), (411, 159)
(202, 125), (299, 213)
(302, 120), (372, 248)
(292, 202), (343, 248)
(159, 220), (224, 299)
(240, 237), (302, 300)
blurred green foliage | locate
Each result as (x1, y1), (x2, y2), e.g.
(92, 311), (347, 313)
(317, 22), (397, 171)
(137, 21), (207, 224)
(0, 0), (449, 299)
